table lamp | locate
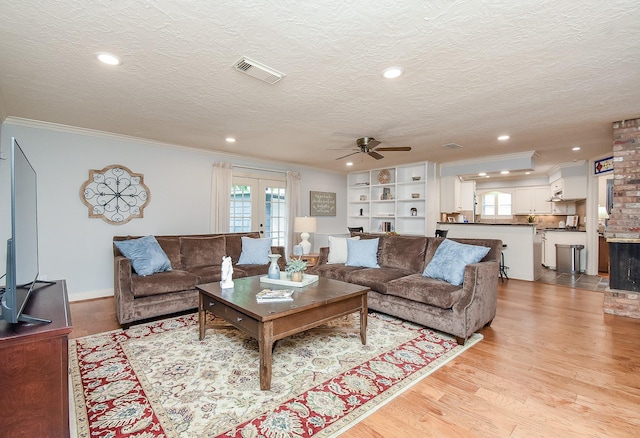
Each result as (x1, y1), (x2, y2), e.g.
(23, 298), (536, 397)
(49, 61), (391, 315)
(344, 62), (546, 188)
(598, 206), (609, 233)
(294, 216), (317, 255)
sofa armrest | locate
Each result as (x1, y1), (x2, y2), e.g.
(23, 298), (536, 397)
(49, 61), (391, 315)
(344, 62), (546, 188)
(453, 260), (499, 315)
(114, 255), (136, 324)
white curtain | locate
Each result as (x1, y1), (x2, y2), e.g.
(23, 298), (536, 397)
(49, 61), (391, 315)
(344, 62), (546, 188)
(210, 162), (232, 233)
(286, 171), (301, 258)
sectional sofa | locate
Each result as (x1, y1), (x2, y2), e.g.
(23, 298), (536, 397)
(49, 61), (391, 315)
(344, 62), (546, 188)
(113, 232), (286, 326)
(308, 233), (502, 344)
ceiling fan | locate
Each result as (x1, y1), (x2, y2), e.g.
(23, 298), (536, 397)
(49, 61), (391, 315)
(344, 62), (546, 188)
(334, 137), (411, 160)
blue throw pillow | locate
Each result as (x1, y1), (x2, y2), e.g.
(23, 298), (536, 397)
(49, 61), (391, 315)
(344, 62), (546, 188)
(114, 235), (172, 276)
(237, 236), (272, 265)
(422, 239), (490, 285)
(346, 237), (380, 268)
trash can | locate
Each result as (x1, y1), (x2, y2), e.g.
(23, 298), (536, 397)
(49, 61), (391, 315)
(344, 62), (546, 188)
(556, 244), (584, 274)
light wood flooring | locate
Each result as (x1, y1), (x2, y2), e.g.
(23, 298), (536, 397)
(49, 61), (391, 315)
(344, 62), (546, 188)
(69, 280), (640, 437)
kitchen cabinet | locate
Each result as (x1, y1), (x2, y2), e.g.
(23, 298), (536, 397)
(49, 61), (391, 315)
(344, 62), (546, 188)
(440, 176), (475, 213)
(550, 202), (577, 215)
(550, 175), (587, 200)
(599, 235), (609, 273)
(348, 162), (437, 235)
(514, 186), (552, 215)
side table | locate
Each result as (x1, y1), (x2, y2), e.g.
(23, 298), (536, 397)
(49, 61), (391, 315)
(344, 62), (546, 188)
(290, 253), (320, 267)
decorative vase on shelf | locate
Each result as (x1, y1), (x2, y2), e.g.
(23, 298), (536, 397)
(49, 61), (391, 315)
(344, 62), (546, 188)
(267, 254), (281, 279)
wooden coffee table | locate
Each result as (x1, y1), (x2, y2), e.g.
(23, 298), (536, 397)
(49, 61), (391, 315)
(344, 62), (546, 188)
(197, 276), (369, 390)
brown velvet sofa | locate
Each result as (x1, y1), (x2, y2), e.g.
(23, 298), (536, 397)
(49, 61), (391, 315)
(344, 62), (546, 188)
(308, 233), (502, 344)
(113, 232), (286, 326)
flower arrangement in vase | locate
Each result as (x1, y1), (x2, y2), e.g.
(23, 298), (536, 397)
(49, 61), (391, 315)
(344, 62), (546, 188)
(285, 258), (308, 282)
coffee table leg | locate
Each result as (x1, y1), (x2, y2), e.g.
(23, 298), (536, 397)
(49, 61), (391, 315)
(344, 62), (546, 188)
(198, 293), (205, 341)
(258, 321), (274, 390)
(360, 294), (368, 345)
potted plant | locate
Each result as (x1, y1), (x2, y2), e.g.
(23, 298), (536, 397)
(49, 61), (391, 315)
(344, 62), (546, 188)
(285, 258), (308, 282)
(526, 215), (536, 224)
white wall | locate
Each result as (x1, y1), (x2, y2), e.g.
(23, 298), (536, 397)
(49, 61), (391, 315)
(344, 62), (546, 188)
(0, 119), (347, 301)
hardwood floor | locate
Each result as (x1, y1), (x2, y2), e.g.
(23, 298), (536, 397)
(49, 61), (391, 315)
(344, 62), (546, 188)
(69, 280), (640, 437)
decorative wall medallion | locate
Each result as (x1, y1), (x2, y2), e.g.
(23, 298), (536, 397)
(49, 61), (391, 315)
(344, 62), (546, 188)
(377, 169), (391, 184)
(80, 165), (150, 225)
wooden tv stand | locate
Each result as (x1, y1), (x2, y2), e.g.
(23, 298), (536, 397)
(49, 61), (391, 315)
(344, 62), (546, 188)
(0, 280), (72, 438)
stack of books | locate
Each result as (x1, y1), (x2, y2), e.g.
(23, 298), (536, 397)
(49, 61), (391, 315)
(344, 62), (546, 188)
(255, 288), (294, 303)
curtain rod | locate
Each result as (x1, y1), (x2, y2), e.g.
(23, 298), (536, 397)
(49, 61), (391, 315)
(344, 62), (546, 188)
(232, 164), (287, 174)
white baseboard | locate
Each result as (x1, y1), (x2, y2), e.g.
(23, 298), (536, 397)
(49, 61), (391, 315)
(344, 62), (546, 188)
(68, 288), (114, 303)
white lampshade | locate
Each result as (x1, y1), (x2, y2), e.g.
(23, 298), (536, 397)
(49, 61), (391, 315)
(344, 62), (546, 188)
(598, 206), (609, 220)
(294, 217), (317, 255)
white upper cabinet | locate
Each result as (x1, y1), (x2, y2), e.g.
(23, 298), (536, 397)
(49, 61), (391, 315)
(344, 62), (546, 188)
(514, 186), (552, 215)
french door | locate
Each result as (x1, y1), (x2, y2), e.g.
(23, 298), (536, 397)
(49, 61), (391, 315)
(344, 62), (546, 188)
(230, 176), (286, 246)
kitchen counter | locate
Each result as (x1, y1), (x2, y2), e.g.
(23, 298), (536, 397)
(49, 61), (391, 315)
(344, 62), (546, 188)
(436, 223), (541, 281)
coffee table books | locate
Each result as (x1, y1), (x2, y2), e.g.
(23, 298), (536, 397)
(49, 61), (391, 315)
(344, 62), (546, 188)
(255, 288), (294, 303)
(259, 273), (319, 287)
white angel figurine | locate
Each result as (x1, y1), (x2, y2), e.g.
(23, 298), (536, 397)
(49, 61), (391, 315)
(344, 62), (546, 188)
(220, 256), (234, 289)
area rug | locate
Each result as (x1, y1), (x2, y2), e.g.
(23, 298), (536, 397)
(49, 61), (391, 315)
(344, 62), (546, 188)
(69, 312), (481, 438)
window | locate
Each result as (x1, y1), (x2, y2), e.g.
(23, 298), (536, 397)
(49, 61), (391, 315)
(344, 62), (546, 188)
(481, 191), (513, 219)
(230, 176), (286, 246)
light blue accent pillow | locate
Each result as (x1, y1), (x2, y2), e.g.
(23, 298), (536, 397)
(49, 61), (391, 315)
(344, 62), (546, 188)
(237, 236), (272, 265)
(422, 239), (490, 285)
(346, 237), (380, 268)
(114, 235), (172, 276)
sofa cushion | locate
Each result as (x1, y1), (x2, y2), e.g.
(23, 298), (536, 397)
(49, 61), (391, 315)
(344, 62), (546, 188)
(379, 235), (428, 273)
(180, 236), (226, 269)
(237, 236), (272, 265)
(346, 237), (380, 268)
(234, 263), (271, 277)
(311, 264), (366, 283)
(155, 237), (182, 269)
(113, 235), (172, 276)
(347, 267), (413, 294)
(130, 270), (198, 297)
(385, 273), (465, 309)
(187, 265), (223, 284)
(423, 239), (490, 285)
(327, 235), (360, 264)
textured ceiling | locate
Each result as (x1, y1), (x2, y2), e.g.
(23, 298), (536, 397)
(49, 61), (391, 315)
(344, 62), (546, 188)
(1, 1), (639, 176)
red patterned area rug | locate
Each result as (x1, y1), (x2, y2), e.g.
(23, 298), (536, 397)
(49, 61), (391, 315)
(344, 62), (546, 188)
(69, 312), (481, 438)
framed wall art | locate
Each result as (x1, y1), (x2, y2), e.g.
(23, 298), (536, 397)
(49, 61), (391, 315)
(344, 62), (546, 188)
(310, 191), (336, 216)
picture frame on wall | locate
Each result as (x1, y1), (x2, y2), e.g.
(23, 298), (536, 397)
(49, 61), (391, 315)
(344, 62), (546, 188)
(310, 191), (336, 216)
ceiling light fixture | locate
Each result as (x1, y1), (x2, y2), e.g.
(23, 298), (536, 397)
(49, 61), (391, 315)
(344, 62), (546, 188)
(572, 146), (581, 151)
(500, 170), (510, 175)
(346, 162), (353, 166)
(478, 172), (487, 176)
(382, 67), (403, 79)
(95, 52), (122, 66)
(497, 135), (510, 141)
(225, 137), (236, 143)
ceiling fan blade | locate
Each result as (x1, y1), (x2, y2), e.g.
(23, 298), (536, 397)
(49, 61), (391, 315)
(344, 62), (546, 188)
(368, 151), (384, 160)
(375, 147), (412, 152)
(335, 151), (360, 160)
(367, 140), (382, 149)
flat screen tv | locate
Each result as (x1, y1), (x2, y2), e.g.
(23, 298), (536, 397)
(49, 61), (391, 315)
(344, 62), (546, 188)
(1, 137), (51, 324)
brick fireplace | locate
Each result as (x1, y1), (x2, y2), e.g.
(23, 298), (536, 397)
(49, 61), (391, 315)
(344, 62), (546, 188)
(604, 118), (640, 318)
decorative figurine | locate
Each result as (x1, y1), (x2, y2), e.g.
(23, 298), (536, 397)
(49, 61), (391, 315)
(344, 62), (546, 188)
(220, 256), (234, 289)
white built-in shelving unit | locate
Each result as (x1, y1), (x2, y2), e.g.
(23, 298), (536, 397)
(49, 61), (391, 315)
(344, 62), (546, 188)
(347, 161), (437, 236)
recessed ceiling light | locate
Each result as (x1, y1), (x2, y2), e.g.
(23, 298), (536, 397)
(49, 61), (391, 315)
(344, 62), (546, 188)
(500, 170), (510, 175)
(346, 162), (353, 166)
(572, 146), (581, 151)
(382, 67), (403, 79)
(525, 171), (531, 175)
(225, 137), (236, 143)
(497, 135), (510, 141)
(95, 52), (122, 66)
(478, 172), (487, 176)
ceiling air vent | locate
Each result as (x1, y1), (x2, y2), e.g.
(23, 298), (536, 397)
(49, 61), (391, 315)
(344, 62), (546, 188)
(233, 56), (285, 84)
(442, 142), (464, 149)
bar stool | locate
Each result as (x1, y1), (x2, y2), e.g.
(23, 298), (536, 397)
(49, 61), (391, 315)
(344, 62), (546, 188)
(499, 244), (509, 281)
